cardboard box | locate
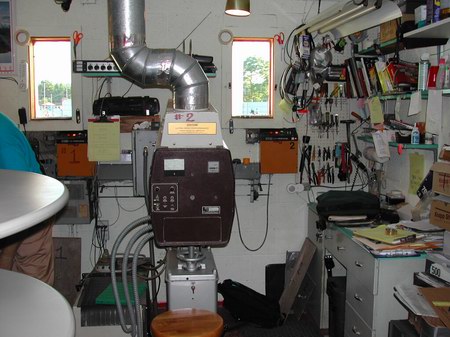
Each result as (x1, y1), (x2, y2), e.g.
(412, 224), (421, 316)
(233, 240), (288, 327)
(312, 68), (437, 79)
(430, 195), (450, 230)
(439, 146), (450, 162)
(431, 162), (450, 196)
(380, 19), (398, 43)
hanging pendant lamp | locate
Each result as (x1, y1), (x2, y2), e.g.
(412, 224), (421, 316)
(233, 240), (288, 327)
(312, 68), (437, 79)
(225, 0), (250, 16)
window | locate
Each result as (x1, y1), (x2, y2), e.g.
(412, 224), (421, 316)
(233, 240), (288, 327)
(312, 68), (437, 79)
(29, 37), (72, 120)
(231, 38), (274, 118)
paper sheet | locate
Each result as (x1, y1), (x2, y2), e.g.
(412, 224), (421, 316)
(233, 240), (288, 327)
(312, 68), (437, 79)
(408, 91), (422, 116)
(426, 89), (443, 135)
(372, 131), (390, 159)
(368, 96), (384, 124)
(394, 284), (438, 317)
(409, 153), (424, 195)
(87, 117), (121, 161)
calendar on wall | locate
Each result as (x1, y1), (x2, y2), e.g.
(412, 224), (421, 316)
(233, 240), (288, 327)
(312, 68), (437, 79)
(0, 0), (14, 74)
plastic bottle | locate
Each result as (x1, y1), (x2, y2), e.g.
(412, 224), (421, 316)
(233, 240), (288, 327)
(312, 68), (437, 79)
(436, 57), (446, 89)
(444, 58), (450, 89)
(418, 53), (430, 91)
(411, 123), (420, 145)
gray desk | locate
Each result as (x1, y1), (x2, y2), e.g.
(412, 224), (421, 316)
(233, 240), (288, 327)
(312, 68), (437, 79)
(307, 207), (426, 337)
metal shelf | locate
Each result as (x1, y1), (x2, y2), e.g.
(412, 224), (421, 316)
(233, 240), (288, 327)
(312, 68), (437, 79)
(358, 36), (448, 56)
(357, 135), (438, 161)
(404, 17), (450, 39)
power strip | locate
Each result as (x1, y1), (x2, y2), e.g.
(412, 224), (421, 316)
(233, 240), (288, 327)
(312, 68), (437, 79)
(72, 60), (119, 74)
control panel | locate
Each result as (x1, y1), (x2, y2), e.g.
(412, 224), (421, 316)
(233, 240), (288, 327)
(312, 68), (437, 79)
(72, 60), (119, 74)
(151, 183), (178, 212)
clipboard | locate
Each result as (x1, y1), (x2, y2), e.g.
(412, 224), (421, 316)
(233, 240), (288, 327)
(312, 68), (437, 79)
(87, 114), (121, 161)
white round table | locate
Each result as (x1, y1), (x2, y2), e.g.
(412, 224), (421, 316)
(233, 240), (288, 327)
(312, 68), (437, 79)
(0, 268), (75, 337)
(0, 169), (74, 337)
(0, 169), (69, 239)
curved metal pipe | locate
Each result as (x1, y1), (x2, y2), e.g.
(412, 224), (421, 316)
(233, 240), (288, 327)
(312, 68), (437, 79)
(108, 0), (209, 110)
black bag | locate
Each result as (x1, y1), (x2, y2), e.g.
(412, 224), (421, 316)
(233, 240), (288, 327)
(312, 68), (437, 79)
(218, 279), (283, 328)
(316, 190), (380, 220)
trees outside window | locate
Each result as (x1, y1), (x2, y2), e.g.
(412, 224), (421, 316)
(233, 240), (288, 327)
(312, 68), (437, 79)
(232, 38), (273, 118)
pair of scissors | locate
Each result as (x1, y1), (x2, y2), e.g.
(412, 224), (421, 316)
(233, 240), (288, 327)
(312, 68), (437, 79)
(274, 32), (284, 45)
(73, 30), (84, 59)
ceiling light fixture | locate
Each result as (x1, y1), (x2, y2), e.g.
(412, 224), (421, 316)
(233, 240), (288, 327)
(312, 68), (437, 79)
(225, 0), (250, 17)
(295, 0), (401, 39)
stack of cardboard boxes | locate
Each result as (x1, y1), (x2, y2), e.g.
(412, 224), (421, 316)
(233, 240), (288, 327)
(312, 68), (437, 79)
(429, 160), (450, 255)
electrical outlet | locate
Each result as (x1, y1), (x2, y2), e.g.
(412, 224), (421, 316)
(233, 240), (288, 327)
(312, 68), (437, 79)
(245, 129), (260, 144)
(98, 220), (109, 241)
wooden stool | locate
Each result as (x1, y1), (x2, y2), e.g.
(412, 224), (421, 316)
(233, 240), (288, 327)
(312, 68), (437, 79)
(151, 308), (223, 337)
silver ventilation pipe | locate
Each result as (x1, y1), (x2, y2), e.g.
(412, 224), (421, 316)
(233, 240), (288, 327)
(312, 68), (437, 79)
(108, 0), (209, 111)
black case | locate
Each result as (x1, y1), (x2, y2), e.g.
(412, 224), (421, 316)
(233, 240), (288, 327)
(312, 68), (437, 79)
(218, 279), (283, 328)
(316, 190), (380, 219)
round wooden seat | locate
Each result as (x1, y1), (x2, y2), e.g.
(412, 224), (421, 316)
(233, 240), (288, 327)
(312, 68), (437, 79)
(151, 308), (223, 337)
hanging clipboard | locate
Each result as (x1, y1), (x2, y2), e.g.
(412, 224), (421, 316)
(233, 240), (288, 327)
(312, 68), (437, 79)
(87, 115), (121, 162)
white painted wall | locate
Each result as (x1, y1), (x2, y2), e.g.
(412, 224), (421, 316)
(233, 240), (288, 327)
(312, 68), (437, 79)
(3, 0), (449, 304)
(0, 0), (341, 301)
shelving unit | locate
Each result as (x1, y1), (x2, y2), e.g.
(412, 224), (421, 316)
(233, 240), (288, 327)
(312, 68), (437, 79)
(358, 36), (448, 56)
(357, 135), (438, 161)
(404, 17), (450, 39)
(358, 18), (450, 56)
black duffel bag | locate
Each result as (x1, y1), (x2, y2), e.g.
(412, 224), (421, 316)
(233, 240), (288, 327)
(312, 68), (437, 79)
(316, 190), (380, 220)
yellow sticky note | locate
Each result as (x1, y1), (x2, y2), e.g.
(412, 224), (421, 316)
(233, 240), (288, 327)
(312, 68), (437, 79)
(368, 96), (384, 124)
(409, 153), (424, 194)
(87, 119), (121, 161)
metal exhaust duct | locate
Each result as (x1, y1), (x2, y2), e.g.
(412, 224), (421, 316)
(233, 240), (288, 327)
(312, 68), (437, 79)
(108, 0), (209, 111)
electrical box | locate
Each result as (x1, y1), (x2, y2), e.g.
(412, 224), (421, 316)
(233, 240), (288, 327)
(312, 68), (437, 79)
(56, 131), (96, 177)
(259, 128), (298, 174)
(55, 179), (93, 225)
(166, 248), (218, 312)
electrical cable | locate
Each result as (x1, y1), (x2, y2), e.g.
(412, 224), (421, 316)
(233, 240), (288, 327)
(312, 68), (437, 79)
(110, 215), (151, 336)
(0, 77), (18, 85)
(235, 174), (272, 252)
(132, 233), (154, 337)
(121, 226), (152, 337)
(122, 80), (135, 97)
(142, 146), (160, 317)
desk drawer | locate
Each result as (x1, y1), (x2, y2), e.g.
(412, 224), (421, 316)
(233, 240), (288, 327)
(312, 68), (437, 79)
(344, 302), (373, 337)
(324, 228), (351, 265)
(346, 276), (374, 328)
(346, 245), (377, 294)
(325, 228), (377, 294)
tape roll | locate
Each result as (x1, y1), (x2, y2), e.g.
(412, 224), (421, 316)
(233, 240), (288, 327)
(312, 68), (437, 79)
(218, 29), (233, 45)
(15, 29), (30, 46)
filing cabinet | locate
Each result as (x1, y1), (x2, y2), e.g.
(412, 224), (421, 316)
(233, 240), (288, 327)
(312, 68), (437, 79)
(324, 224), (426, 337)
